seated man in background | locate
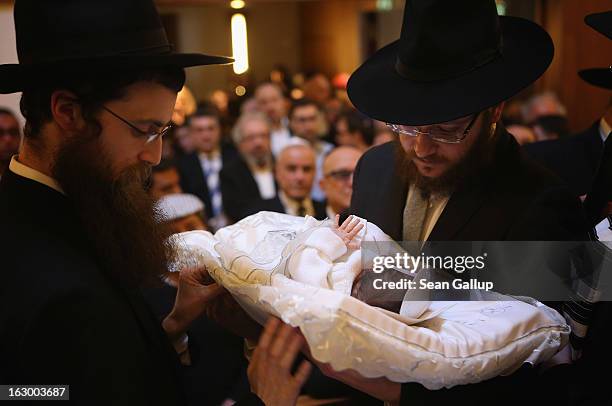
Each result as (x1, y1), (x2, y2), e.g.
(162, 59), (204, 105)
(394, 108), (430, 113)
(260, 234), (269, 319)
(0, 107), (21, 179)
(255, 82), (291, 156)
(289, 99), (333, 201)
(319, 146), (363, 219)
(244, 141), (326, 220)
(221, 112), (277, 223)
(177, 106), (237, 231)
(334, 110), (373, 152)
(149, 158), (182, 200)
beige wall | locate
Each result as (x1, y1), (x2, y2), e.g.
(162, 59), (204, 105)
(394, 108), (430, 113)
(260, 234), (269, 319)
(158, 2), (300, 102)
(0, 4), (23, 124)
(536, 0), (612, 132)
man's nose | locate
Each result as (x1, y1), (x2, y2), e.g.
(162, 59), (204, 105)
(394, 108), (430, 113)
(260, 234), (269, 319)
(139, 136), (163, 166)
(413, 133), (436, 158)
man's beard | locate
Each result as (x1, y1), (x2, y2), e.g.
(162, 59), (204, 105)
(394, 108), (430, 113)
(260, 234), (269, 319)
(403, 119), (496, 198)
(244, 150), (272, 169)
(51, 126), (174, 288)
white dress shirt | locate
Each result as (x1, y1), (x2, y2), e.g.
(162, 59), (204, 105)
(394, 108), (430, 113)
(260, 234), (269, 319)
(8, 155), (64, 194)
(599, 117), (611, 142)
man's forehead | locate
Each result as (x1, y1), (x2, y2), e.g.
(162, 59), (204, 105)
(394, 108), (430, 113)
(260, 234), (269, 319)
(324, 149), (361, 171)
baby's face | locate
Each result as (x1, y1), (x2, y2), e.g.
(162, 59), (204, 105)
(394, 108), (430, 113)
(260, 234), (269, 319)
(350, 269), (405, 314)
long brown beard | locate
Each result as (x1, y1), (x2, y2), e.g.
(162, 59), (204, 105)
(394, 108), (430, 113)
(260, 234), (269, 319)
(399, 115), (496, 197)
(51, 126), (174, 288)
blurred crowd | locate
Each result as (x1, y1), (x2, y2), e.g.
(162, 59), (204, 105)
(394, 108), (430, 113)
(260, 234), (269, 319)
(145, 69), (398, 235)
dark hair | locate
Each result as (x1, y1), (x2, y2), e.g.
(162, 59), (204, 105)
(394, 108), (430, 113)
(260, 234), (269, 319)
(288, 98), (323, 118)
(185, 103), (221, 127)
(152, 158), (178, 174)
(337, 109), (374, 146)
(20, 67), (185, 139)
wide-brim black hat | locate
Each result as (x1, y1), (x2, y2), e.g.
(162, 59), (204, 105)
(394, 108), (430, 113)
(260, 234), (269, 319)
(0, 0), (234, 94)
(585, 11), (612, 40)
(347, 0), (554, 126)
(579, 67), (612, 90)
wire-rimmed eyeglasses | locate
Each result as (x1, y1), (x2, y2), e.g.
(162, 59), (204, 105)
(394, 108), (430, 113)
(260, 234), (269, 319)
(386, 113), (479, 144)
(102, 105), (172, 144)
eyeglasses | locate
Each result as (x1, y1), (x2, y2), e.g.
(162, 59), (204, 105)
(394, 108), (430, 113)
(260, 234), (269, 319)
(0, 128), (19, 138)
(102, 105), (172, 144)
(325, 169), (354, 181)
(386, 113), (479, 144)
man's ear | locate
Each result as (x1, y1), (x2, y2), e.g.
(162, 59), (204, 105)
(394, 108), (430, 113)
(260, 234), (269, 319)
(50, 90), (85, 132)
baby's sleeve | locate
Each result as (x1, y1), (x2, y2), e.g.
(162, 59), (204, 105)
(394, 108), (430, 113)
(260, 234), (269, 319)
(287, 228), (347, 289)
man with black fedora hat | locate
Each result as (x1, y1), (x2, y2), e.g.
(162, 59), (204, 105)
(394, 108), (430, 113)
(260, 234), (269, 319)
(316, 0), (590, 404)
(0, 1), (313, 405)
(525, 10), (612, 200)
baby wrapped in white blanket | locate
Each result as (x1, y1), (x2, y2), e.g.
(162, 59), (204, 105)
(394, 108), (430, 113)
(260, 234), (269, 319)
(169, 211), (569, 389)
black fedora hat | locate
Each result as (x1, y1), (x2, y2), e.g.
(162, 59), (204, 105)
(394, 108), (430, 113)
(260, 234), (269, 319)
(585, 11), (612, 40)
(0, 0), (234, 94)
(347, 0), (554, 126)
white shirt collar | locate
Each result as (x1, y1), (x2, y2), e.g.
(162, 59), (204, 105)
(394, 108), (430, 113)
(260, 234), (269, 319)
(600, 117), (611, 142)
(9, 155), (65, 194)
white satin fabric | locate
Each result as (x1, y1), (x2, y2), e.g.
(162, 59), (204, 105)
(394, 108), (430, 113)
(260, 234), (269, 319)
(169, 211), (569, 389)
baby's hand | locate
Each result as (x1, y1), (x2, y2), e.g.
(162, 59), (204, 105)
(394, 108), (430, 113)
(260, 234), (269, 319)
(332, 215), (364, 250)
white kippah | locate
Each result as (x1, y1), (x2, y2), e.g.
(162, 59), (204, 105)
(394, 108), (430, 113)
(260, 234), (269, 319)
(157, 193), (204, 222)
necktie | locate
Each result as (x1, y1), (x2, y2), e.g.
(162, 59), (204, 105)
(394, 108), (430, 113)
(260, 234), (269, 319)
(402, 187), (430, 241)
(297, 201), (307, 217)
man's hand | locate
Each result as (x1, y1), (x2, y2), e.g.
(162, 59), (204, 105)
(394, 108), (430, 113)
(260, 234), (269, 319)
(247, 317), (312, 406)
(162, 267), (223, 341)
(204, 289), (262, 341)
(303, 343), (401, 405)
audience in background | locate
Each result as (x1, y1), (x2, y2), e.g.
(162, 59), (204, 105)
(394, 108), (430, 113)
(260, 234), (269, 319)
(243, 141), (326, 220)
(334, 110), (373, 151)
(221, 112), (277, 223)
(157, 193), (207, 233)
(172, 86), (197, 126)
(372, 121), (396, 146)
(0, 108), (20, 178)
(176, 107), (237, 231)
(302, 73), (332, 106)
(173, 125), (195, 156)
(319, 146), (363, 218)
(525, 98), (612, 197)
(255, 82), (291, 156)
(522, 91), (569, 141)
(289, 99), (334, 201)
(149, 159), (183, 200)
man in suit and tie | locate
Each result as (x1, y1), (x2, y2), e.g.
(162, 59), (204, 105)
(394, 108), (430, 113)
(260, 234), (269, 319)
(310, 0), (589, 404)
(244, 140), (327, 219)
(221, 112), (277, 223)
(319, 146), (363, 219)
(177, 106), (237, 231)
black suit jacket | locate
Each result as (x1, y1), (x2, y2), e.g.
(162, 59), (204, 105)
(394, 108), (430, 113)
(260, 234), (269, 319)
(220, 156), (277, 223)
(243, 195), (328, 221)
(350, 131), (589, 405)
(0, 171), (264, 406)
(0, 171), (185, 405)
(524, 122), (604, 197)
(176, 144), (238, 219)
